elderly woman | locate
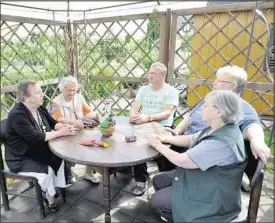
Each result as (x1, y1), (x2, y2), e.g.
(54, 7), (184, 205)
(5, 81), (76, 212)
(49, 76), (100, 184)
(148, 90), (247, 222)
(162, 65), (270, 191)
(165, 65), (269, 164)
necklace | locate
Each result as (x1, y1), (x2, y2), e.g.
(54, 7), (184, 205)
(36, 110), (46, 132)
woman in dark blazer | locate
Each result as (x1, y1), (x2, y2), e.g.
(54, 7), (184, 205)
(5, 81), (76, 212)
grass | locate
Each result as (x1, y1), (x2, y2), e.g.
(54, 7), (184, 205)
(264, 130), (274, 156)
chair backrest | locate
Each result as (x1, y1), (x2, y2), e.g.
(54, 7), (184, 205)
(0, 119), (7, 171)
(244, 139), (265, 223)
(244, 139), (265, 187)
(0, 119), (7, 144)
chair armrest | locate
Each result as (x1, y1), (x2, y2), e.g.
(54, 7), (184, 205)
(250, 159), (265, 188)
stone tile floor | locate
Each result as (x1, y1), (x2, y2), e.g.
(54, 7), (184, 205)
(1, 162), (274, 222)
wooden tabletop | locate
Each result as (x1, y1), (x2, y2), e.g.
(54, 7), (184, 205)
(49, 116), (171, 167)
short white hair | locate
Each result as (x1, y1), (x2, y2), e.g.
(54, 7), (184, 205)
(58, 76), (78, 92)
(206, 90), (242, 124)
(150, 62), (167, 76)
(216, 65), (247, 94)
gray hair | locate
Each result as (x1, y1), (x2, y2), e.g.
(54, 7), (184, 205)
(18, 81), (37, 102)
(216, 65), (247, 94)
(150, 62), (167, 76)
(58, 76), (78, 92)
(206, 90), (242, 124)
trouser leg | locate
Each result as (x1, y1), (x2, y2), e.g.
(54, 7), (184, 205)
(151, 186), (173, 221)
(153, 169), (177, 191)
(133, 163), (148, 182)
(151, 170), (177, 221)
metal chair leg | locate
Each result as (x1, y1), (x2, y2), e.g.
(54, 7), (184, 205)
(28, 181), (34, 188)
(33, 179), (45, 219)
(0, 174), (10, 211)
(61, 188), (66, 202)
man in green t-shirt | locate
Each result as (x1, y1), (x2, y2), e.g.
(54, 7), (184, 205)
(129, 62), (179, 196)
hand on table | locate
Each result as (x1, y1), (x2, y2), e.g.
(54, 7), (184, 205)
(58, 125), (77, 137)
(130, 113), (149, 124)
(71, 119), (84, 130)
(148, 134), (162, 150)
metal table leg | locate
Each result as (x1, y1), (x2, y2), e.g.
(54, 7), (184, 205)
(103, 167), (111, 223)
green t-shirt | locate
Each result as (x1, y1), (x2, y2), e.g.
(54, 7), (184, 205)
(135, 83), (179, 126)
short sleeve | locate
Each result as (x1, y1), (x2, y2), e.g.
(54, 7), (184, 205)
(189, 131), (202, 145)
(79, 94), (92, 115)
(186, 139), (237, 171)
(49, 102), (64, 120)
(238, 101), (260, 134)
(135, 86), (145, 101)
(164, 87), (179, 107)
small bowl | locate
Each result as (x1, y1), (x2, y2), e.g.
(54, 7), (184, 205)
(99, 126), (115, 137)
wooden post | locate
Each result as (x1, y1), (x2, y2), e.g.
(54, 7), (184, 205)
(64, 0), (74, 76)
(66, 21), (74, 75)
(159, 9), (172, 82)
(73, 24), (79, 77)
(167, 11), (177, 84)
(163, 9), (171, 69)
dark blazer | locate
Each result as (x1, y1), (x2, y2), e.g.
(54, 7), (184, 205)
(5, 102), (62, 174)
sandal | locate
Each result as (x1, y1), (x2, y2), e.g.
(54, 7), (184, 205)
(133, 182), (146, 196)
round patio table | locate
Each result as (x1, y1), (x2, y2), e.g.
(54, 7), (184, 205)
(49, 116), (171, 223)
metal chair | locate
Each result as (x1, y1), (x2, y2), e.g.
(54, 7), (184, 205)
(231, 140), (265, 223)
(0, 119), (66, 218)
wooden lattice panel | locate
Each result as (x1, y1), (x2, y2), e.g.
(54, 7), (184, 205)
(169, 4), (274, 118)
(1, 17), (68, 116)
(72, 13), (164, 113)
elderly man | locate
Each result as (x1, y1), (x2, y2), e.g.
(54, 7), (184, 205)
(129, 62), (179, 196)
(164, 65), (270, 190)
(49, 76), (100, 184)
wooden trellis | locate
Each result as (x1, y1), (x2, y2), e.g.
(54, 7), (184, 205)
(72, 12), (167, 116)
(0, 2), (274, 148)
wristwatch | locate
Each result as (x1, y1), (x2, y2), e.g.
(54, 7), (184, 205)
(148, 115), (153, 122)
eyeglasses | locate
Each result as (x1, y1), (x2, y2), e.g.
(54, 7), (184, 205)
(204, 104), (217, 108)
(147, 72), (163, 76)
(214, 79), (234, 85)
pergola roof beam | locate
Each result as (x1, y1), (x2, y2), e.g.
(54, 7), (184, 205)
(84, 1), (154, 12)
(1, 2), (53, 12)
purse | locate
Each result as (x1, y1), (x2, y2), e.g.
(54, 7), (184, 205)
(82, 116), (100, 129)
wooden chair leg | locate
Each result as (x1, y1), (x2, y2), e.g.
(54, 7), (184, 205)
(61, 188), (66, 202)
(0, 174), (10, 211)
(33, 180), (46, 219)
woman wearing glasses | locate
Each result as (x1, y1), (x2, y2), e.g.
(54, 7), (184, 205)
(148, 90), (247, 222)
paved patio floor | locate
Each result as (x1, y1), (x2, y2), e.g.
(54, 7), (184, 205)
(1, 162), (274, 222)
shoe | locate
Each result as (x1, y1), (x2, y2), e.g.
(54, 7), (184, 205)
(133, 182), (146, 196)
(161, 216), (168, 222)
(241, 173), (251, 192)
(84, 174), (100, 184)
(47, 203), (59, 212)
(67, 176), (76, 184)
(41, 192), (59, 212)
